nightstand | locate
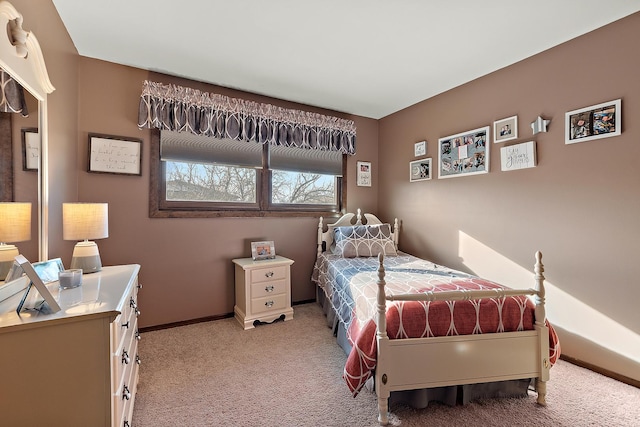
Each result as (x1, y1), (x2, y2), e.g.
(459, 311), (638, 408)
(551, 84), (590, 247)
(232, 255), (294, 330)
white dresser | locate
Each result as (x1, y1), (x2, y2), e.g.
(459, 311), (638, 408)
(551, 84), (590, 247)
(232, 256), (294, 329)
(0, 264), (141, 427)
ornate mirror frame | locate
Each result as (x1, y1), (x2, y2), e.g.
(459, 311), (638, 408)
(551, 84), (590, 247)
(0, 0), (55, 261)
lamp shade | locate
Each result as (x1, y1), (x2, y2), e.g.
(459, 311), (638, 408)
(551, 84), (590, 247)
(63, 203), (109, 241)
(0, 202), (31, 243)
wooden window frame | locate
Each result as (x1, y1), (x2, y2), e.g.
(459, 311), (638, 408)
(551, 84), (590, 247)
(149, 130), (346, 218)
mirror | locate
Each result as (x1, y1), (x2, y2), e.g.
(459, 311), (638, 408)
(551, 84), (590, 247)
(0, 1), (55, 262)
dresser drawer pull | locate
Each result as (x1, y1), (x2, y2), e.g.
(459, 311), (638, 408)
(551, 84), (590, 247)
(123, 385), (131, 401)
(135, 330), (142, 341)
(265, 285), (274, 292)
(124, 421), (130, 427)
(136, 354), (142, 365)
(122, 351), (130, 365)
(264, 300), (274, 308)
(265, 271), (274, 278)
(137, 283), (143, 289)
(130, 299), (141, 316)
(122, 321), (130, 329)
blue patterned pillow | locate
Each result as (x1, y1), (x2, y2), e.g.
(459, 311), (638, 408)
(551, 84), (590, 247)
(333, 224), (397, 258)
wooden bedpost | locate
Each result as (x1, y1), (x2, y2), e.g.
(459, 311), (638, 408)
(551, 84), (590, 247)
(533, 251), (549, 406)
(317, 217), (324, 256)
(534, 251), (546, 327)
(376, 253), (389, 425)
(393, 218), (399, 250)
(376, 253), (387, 340)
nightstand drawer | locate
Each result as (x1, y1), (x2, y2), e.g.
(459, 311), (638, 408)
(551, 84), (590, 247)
(251, 265), (287, 283)
(251, 293), (288, 314)
(251, 279), (287, 298)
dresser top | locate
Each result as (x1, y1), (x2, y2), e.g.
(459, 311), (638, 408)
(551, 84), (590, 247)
(0, 264), (140, 332)
(232, 255), (294, 269)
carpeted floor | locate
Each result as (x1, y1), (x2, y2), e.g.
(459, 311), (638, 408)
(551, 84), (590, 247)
(132, 303), (639, 427)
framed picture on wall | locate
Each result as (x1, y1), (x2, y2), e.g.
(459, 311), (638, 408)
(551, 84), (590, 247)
(565, 99), (621, 144)
(356, 161), (371, 187)
(409, 158), (431, 182)
(21, 128), (39, 171)
(493, 115), (518, 143)
(88, 133), (142, 175)
(438, 126), (489, 179)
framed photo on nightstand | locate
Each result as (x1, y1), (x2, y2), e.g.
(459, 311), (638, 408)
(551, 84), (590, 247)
(251, 241), (276, 261)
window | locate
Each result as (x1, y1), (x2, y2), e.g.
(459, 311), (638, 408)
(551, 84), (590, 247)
(150, 130), (345, 217)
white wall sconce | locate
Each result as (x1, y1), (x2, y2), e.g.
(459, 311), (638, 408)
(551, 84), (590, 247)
(531, 116), (551, 134)
(63, 203), (109, 274)
(0, 202), (31, 280)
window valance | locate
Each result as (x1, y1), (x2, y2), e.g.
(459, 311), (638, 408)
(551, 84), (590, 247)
(138, 80), (356, 155)
(0, 68), (28, 117)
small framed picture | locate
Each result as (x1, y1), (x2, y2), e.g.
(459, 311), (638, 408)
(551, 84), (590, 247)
(565, 99), (621, 144)
(251, 241), (276, 261)
(409, 158), (432, 182)
(414, 140), (426, 157)
(88, 133), (142, 175)
(356, 161), (371, 187)
(14, 254), (61, 314)
(21, 128), (39, 171)
(493, 115), (518, 143)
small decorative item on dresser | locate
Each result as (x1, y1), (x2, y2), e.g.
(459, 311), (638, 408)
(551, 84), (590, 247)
(251, 240), (276, 261)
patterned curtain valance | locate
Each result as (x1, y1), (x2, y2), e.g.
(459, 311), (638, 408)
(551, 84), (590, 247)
(0, 68), (28, 117)
(138, 80), (356, 155)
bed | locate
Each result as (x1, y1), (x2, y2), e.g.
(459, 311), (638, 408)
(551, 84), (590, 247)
(312, 210), (560, 425)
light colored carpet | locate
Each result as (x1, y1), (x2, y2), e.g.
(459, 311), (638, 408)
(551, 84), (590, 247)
(132, 303), (639, 427)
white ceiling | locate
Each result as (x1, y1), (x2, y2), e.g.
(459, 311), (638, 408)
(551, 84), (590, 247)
(51, 0), (640, 119)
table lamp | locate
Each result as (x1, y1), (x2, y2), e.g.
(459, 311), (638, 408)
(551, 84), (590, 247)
(0, 202), (31, 280)
(63, 203), (108, 274)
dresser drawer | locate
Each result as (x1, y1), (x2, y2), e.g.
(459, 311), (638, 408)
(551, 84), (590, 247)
(113, 313), (137, 391)
(251, 279), (287, 298)
(251, 293), (288, 314)
(250, 265), (287, 283)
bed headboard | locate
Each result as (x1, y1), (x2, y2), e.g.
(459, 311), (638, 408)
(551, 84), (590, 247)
(317, 209), (399, 256)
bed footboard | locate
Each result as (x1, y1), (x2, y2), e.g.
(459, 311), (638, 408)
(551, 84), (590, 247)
(374, 252), (550, 425)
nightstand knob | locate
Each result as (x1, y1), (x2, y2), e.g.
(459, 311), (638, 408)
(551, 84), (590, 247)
(265, 271), (274, 278)
(265, 300), (274, 308)
(136, 354), (142, 365)
(135, 330), (142, 340)
(265, 285), (274, 292)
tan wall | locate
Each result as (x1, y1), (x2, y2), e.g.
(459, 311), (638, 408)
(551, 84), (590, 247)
(75, 59), (379, 328)
(378, 13), (640, 381)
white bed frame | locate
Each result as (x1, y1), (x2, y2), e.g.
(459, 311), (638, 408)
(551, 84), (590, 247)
(317, 210), (550, 425)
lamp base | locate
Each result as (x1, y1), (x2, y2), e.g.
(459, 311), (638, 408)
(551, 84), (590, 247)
(0, 244), (19, 281)
(70, 241), (102, 274)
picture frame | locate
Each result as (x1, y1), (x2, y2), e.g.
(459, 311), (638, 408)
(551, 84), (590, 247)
(21, 127), (39, 171)
(14, 254), (61, 314)
(500, 141), (537, 171)
(565, 99), (621, 144)
(356, 161), (371, 187)
(88, 133), (142, 175)
(438, 126), (489, 179)
(251, 241), (276, 261)
(409, 158), (432, 182)
(414, 140), (426, 157)
(493, 115), (518, 143)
